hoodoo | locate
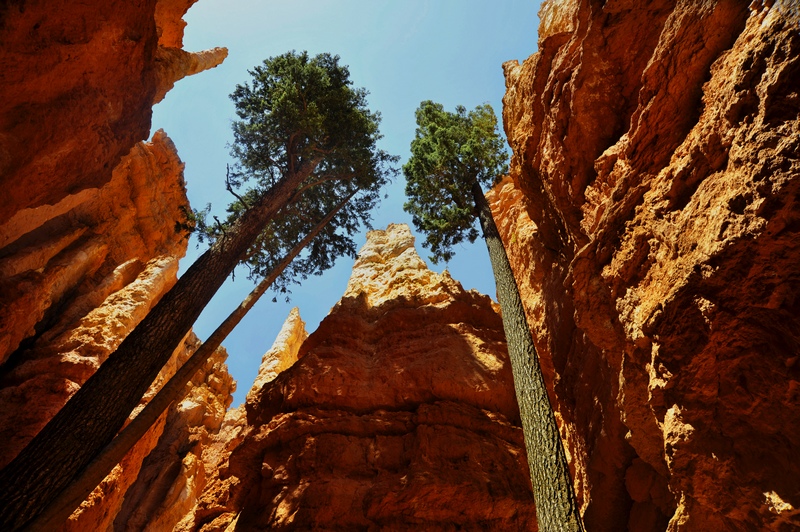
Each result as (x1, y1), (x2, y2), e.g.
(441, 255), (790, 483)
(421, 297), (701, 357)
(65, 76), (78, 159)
(175, 224), (537, 530)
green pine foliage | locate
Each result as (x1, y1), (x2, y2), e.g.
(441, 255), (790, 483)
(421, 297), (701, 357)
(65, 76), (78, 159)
(197, 51), (398, 295)
(403, 100), (585, 531)
(403, 101), (508, 263)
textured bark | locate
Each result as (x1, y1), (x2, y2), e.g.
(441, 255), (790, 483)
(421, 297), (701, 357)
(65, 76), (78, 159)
(472, 180), (584, 532)
(24, 190), (354, 530)
(0, 158), (319, 530)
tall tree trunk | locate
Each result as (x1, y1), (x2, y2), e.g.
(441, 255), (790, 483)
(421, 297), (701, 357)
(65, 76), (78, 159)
(471, 180), (584, 532)
(0, 157), (322, 531)
(24, 190), (355, 531)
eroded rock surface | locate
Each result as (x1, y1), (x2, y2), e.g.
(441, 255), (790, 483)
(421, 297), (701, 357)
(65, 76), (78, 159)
(0, 131), (191, 465)
(109, 335), (235, 532)
(0, 0), (226, 228)
(0, 1), (231, 528)
(0, 129), (235, 530)
(495, 1), (800, 530)
(177, 225), (537, 531)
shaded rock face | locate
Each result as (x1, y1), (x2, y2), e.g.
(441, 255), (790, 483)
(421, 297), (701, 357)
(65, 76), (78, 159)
(62, 334), (233, 532)
(0, 0), (231, 528)
(179, 225), (537, 531)
(0, 0), (226, 230)
(109, 335), (235, 532)
(496, 1), (800, 530)
(0, 131), (191, 466)
(0, 128), (236, 530)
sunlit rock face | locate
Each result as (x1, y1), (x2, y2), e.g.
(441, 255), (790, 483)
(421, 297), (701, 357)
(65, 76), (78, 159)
(0, 131), (190, 468)
(0, 131), (190, 366)
(496, 0), (800, 530)
(62, 334), (234, 532)
(177, 224), (537, 531)
(107, 335), (235, 532)
(0, 130), (236, 530)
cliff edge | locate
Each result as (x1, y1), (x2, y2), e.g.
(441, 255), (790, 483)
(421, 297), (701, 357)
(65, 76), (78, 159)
(495, 1), (799, 529)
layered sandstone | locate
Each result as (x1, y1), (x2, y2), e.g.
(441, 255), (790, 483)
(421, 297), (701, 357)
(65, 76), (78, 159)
(62, 334), (233, 532)
(108, 335), (235, 532)
(0, 1), (231, 527)
(0, 131), (191, 464)
(0, 128), (235, 529)
(177, 225), (537, 531)
(0, 131), (190, 365)
(495, 1), (800, 530)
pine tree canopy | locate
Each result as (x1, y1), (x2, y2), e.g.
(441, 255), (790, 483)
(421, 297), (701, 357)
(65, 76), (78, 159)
(403, 100), (508, 263)
(198, 51), (398, 293)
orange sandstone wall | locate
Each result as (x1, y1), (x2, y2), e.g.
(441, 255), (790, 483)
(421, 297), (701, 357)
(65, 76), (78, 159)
(0, 0), (225, 230)
(0, 131), (191, 465)
(493, 1), (800, 530)
(176, 225), (538, 531)
(0, 1), (229, 528)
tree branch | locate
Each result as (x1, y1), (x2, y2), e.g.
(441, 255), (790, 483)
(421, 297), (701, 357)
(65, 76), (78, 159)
(225, 165), (250, 208)
(292, 174), (351, 200)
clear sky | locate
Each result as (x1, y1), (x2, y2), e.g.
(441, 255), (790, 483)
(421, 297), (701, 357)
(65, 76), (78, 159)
(153, 0), (544, 405)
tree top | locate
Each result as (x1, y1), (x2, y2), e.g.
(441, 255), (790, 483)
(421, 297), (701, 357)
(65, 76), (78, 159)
(403, 100), (508, 263)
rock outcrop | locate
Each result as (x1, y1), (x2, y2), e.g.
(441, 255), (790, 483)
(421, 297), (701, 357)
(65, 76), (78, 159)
(0, 0), (226, 229)
(0, 0), (231, 528)
(0, 131), (191, 365)
(62, 334), (233, 532)
(177, 225), (537, 531)
(0, 128), (236, 530)
(0, 131), (191, 465)
(496, 1), (799, 530)
(109, 335), (235, 532)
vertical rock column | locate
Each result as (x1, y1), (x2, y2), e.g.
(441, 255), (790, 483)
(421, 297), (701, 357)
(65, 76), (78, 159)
(178, 224), (538, 531)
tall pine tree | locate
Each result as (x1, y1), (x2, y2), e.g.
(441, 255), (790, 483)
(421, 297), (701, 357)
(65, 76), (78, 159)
(0, 51), (396, 530)
(404, 101), (584, 532)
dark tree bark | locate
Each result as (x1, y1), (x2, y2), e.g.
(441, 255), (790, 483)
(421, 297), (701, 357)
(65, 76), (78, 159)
(23, 190), (355, 531)
(0, 157), (321, 531)
(471, 180), (584, 532)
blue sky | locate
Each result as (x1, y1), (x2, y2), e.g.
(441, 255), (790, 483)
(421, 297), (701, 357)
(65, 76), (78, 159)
(153, 0), (543, 405)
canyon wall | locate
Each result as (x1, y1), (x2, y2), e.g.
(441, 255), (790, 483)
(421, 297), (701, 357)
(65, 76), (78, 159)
(0, 0), (226, 230)
(0, 0), (231, 529)
(494, 0), (799, 530)
(174, 225), (537, 531)
(2, 0), (798, 530)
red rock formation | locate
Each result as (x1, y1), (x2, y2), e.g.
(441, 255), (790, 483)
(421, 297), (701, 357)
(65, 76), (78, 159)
(61, 334), (233, 532)
(0, 131), (190, 459)
(0, 131), (189, 364)
(495, 0), (800, 530)
(177, 225), (537, 531)
(108, 335), (235, 532)
(0, 128), (235, 529)
(0, 1), (230, 527)
(3, 0), (797, 529)
(245, 307), (308, 405)
(0, 0), (226, 229)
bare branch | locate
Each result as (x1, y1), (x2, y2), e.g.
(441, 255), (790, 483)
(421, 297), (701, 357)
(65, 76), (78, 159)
(225, 165), (250, 208)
